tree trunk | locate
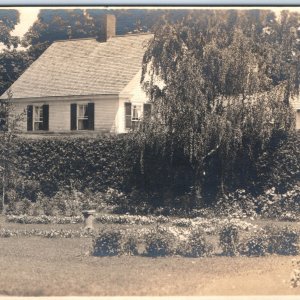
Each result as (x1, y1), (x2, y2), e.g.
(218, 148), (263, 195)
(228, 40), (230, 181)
(220, 167), (225, 197)
(2, 170), (5, 215)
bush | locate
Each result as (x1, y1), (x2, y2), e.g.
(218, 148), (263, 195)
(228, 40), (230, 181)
(5, 190), (18, 215)
(14, 178), (41, 202)
(172, 218), (192, 227)
(122, 233), (139, 256)
(17, 198), (32, 215)
(177, 227), (213, 257)
(144, 226), (176, 257)
(239, 231), (269, 256)
(256, 185), (300, 221)
(219, 224), (239, 256)
(93, 228), (123, 256)
(256, 132), (300, 193)
(215, 189), (257, 218)
(266, 225), (300, 255)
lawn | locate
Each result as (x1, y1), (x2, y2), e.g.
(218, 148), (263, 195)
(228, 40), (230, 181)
(1, 215), (300, 296)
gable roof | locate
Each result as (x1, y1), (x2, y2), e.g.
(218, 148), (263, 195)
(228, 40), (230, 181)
(5, 33), (153, 99)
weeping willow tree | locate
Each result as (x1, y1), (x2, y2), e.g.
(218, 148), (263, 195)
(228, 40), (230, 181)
(132, 9), (300, 206)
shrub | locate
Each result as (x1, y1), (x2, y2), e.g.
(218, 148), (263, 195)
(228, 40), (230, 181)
(23, 180), (41, 202)
(156, 215), (170, 223)
(256, 185), (300, 221)
(122, 233), (139, 256)
(215, 189), (257, 218)
(177, 227), (213, 257)
(17, 198), (32, 215)
(219, 224), (239, 256)
(257, 132), (300, 193)
(5, 190), (18, 215)
(93, 228), (123, 256)
(172, 218), (192, 227)
(239, 231), (269, 256)
(266, 225), (300, 255)
(144, 226), (176, 257)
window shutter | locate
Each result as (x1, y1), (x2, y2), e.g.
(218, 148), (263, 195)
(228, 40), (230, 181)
(27, 105), (33, 131)
(70, 103), (77, 130)
(87, 103), (95, 130)
(42, 104), (49, 131)
(0, 109), (7, 131)
(125, 102), (132, 129)
(143, 103), (151, 119)
(0, 118), (5, 131)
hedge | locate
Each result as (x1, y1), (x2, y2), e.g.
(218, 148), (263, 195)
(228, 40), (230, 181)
(14, 135), (139, 196)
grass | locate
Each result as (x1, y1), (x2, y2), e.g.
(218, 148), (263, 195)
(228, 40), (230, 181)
(1, 215), (300, 296)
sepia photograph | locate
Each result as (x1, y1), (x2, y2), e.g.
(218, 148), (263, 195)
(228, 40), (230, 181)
(1, 4), (300, 296)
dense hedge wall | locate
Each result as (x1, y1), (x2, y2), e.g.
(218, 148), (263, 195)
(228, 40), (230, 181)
(7, 132), (300, 208)
(12, 135), (196, 207)
(15, 135), (139, 196)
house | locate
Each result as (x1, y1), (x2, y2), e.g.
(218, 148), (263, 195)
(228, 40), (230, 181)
(1, 15), (153, 134)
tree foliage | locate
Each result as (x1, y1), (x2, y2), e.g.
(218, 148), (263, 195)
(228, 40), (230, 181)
(0, 10), (31, 96)
(22, 9), (188, 60)
(0, 49), (31, 95)
(0, 9), (20, 48)
(136, 9), (300, 204)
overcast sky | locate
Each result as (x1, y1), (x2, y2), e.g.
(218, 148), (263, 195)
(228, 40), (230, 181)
(10, 7), (300, 38)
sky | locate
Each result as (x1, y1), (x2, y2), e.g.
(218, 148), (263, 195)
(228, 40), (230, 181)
(11, 7), (40, 37)
(8, 6), (300, 38)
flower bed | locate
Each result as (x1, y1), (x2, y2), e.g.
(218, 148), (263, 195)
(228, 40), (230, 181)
(6, 215), (83, 224)
(0, 228), (93, 238)
(5, 214), (171, 225)
(5, 214), (257, 236)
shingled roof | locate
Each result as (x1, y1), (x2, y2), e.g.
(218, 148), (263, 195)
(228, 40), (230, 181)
(6, 33), (153, 99)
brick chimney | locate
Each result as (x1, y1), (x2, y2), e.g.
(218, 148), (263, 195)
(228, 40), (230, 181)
(97, 14), (116, 42)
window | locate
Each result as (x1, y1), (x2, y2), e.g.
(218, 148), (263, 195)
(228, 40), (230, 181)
(124, 102), (151, 130)
(132, 104), (142, 130)
(34, 106), (44, 131)
(78, 104), (89, 130)
(70, 103), (94, 131)
(27, 105), (49, 131)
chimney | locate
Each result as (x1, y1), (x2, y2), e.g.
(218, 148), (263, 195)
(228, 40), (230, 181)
(97, 14), (116, 42)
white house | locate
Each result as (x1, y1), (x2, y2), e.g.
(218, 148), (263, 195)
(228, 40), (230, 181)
(1, 15), (153, 135)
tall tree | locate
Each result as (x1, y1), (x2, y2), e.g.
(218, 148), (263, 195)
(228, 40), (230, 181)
(136, 9), (299, 205)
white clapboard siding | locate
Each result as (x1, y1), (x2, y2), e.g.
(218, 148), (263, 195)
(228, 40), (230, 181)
(11, 95), (119, 133)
